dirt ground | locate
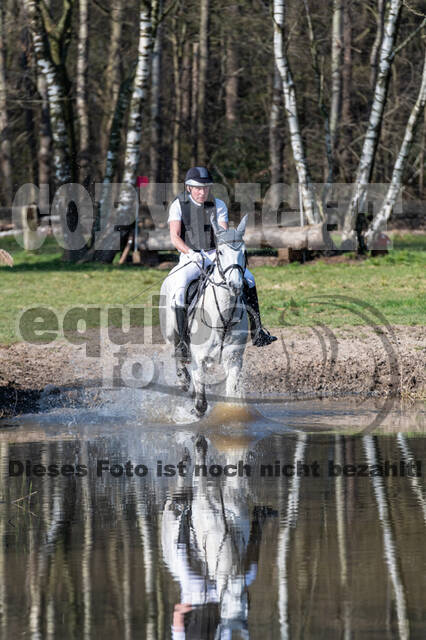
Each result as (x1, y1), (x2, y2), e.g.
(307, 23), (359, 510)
(0, 324), (424, 419)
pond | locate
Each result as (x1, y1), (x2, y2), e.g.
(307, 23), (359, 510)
(0, 393), (425, 638)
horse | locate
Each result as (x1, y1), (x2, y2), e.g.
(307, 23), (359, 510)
(160, 214), (249, 416)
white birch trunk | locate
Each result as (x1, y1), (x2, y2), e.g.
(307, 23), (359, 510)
(92, 1), (153, 261)
(76, 0), (90, 182)
(363, 436), (410, 640)
(278, 433), (307, 638)
(25, 0), (73, 185)
(117, 3), (152, 200)
(87, 74), (133, 261)
(342, 0), (402, 244)
(101, 0), (124, 167)
(365, 48), (426, 246)
(370, 0), (385, 89)
(273, 0), (319, 224)
(150, 0), (162, 182)
(330, 0), (343, 152)
(104, 78), (133, 186)
(0, 5), (12, 204)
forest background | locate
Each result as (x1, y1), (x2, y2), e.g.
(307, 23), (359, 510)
(0, 0), (425, 262)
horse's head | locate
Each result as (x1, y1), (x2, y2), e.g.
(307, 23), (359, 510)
(211, 214), (248, 295)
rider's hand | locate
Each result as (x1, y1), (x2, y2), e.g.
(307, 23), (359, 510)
(187, 249), (203, 266)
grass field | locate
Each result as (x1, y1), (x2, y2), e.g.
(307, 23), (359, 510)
(0, 232), (425, 344)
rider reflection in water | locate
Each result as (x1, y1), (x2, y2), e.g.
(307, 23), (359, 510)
(161, 436), (274, 640)
(167, 166), (277, 362)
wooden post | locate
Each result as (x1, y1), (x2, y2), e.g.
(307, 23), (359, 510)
(22, 205), (39, 250)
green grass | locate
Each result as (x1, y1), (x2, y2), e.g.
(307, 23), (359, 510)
(0, 233), (425, 344)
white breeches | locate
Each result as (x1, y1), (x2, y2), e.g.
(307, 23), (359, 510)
(167, 249), (255, 308)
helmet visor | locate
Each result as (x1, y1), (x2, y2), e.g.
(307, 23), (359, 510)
(185, 179), (213, 187)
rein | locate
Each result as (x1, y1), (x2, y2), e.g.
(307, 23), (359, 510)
(188, 241), (247, 362)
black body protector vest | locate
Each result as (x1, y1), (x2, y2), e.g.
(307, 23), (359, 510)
(172, 192), (217, 251)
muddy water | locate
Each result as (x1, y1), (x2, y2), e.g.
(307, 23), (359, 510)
(0, 396), (425, 638)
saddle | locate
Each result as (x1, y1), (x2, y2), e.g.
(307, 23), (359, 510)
(184, 262), (215, 316)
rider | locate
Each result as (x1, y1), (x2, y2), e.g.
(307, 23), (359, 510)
(167, 166), (277, 360)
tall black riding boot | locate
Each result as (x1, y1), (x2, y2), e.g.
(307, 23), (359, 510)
(174, 306), (190, 362)
(244, 285), (277, 347)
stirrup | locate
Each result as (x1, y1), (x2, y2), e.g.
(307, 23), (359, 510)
(252, 327), (277, 347)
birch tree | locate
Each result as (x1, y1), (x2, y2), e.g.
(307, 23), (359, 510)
(25, 0), (89, 262)
(150, 0), (163, 183)
(119, 0), (156, 187)
(25, 0), (76, 186)
(370, 0), (385, 89)
(365, 47), (426, 246)
(100, 0), (124, 167)
(330, 0), (343, 156)
(93, 0), (157, 262)
(76, 0), (90, 184)
(342, 0), (402, 245)
(0, 4), (12, 205)
(273, 0), (319, 224)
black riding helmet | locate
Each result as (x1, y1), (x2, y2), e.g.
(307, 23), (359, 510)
(184, 166), (214, 186)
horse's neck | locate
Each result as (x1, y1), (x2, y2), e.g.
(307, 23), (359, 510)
(209, 266), (234, 303)
(201, 271), (241, 327)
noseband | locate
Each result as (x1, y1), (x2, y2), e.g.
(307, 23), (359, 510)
(214, 240), (247, 285)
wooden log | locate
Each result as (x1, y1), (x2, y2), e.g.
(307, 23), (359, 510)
(145, 223), (333, 251)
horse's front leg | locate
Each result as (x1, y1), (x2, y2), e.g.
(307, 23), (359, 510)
(224, 352), (244, 399)
(192, 362), (207, 417)
(176, 360), (191, 393)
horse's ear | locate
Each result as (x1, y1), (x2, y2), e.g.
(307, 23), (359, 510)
(236, 214), (248, 236)
(210, 213), (224, 236)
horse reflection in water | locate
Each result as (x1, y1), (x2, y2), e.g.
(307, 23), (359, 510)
(161, 434), (274, 640)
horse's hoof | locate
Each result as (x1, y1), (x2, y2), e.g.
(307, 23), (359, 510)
(195, 403), (207, 417)
(194, 434), (208, 454)
(191, 402), (207, 418)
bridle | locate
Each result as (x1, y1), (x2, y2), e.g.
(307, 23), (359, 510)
(213, 239), (247, 289)
(187, 238), (247, 361)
